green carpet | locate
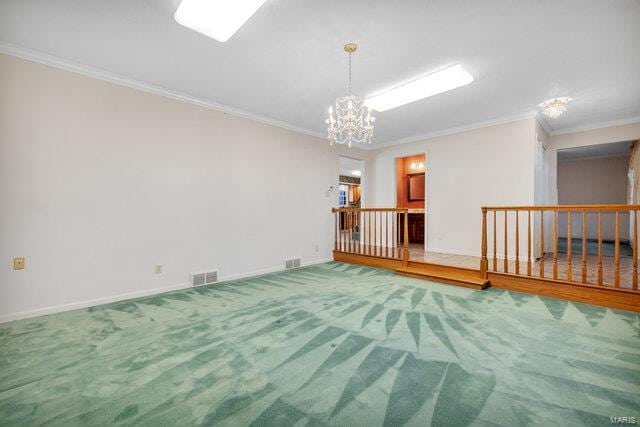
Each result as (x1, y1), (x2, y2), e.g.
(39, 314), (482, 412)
(1, 262), (639, 426)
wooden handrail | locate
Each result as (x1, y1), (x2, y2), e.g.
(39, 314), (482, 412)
(483, 205), (640, 211)
(332, 207), (408, 212)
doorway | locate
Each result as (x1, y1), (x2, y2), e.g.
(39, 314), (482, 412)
(338, 156), (364, 232)
(556, 141), (633, 257)
(395, 154), (426, 251)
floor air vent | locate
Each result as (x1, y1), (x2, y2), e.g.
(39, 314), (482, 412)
(284, 258), (301, 269)
(190, 270), (219, 287)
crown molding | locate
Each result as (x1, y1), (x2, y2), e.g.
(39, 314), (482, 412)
(5, 42), (637, 151)
(534, 112), (553, 135)
(548, 116), (640, 137)
(0, 41), (327, 141)
(365, 111), (539, 151)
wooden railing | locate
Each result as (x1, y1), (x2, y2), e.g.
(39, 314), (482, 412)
(481, 205), (639, 291)
(332, 208), (409, 263)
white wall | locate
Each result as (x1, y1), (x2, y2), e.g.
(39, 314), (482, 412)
(0, 53), (367, 322)
(557, 155), (630, 241)
(368, 118), (537, 258)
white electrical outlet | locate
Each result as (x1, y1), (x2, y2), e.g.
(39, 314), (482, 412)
(155, 265), (162, 274)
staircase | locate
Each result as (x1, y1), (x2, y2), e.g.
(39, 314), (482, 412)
(395, 262), (489, 290)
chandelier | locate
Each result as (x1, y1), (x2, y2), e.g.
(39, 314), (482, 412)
(540, 97), (570, 119)
(326, 43), (375, 147)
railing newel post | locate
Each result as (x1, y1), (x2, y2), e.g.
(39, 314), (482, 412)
(480, 207), (488, 279)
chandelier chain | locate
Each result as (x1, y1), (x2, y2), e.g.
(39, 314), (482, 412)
(348, 52), (352, 95)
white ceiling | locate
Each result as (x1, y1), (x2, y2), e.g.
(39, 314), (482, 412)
(558, 140), (633, 161)
(1, 0), (639, 146)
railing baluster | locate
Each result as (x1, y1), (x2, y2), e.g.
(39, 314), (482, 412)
(493, 210), (497, 271)
(380, 211), (384, 258)
(515, 211), (519, 275)
(389, 211), (392, 258)
(376, 211), (383, 256)
(352, 211), (356, 254)
(334, 211), (338, 251)
(373, 210), (377, 256)
(527, 210), (532, 276)
(503, 210), (508, 273)
(337, 212), (341, 251)
(597, 211), (603, 286)
(385, 211), (389, 258)
(357, 212), (362, 254)
(634, 209), (638, 290)
(381, 211), (384, 257)
(539, 210), (545, 278)
(368, 211), (372, 255)
(392, 211), (396, 258)
(360, 212), (363, 254)
(342, 212), (345, 252)
(354, 212), (357, 254)
(553, 210), (558, 280)
(348, 212), (352, 253)
(378, 210), (381, 256)
(345, 212), (348, 252)
(581, 211), (587, 284)
(567, 212), (572, 282)
(614, 211), (620, 287)
(355, 212), (358, 253)
(379, 211), (382, 255)
(396, 211), (400, 259)
(353, 211), (357, 253)
(403, 210), (409, 266)
(363, 211), (367, 255)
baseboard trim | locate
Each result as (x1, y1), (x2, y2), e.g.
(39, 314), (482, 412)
(0, 257), (333, 324)
(0, 282), (190, 324)
(427, 247), (535, 263)
(222, 258), (333, 282)
(426, 247), (480, 257)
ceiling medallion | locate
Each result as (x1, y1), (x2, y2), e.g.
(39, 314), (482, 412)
(540, 97), (571, 119)
(326, 43), (375, 147)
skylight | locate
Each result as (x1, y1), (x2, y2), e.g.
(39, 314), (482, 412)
(174, 0), (268, 42)
(365, 64), (474, 112)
